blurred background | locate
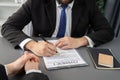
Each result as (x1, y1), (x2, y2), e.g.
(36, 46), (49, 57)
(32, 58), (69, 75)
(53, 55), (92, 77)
(97, 0), (120, 37)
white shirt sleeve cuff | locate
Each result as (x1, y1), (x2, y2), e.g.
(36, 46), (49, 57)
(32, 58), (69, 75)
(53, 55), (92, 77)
(26, 69), (42, 74)
(4, 65), (8, 75)
(84, 36), (95, 47)
(19, 38), (33, 49)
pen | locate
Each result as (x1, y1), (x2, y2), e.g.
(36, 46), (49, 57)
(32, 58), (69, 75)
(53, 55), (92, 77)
(39, 34), (49, 43)
(39, 34), (59, 54)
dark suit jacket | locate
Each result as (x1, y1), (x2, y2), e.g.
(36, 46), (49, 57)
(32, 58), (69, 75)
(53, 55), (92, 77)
(0, 64), (8, 80)
(1, 0), (114, 48)
(0, 64), (49, 80)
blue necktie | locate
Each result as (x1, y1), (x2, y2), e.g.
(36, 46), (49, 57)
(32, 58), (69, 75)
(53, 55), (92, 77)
(57, 5), (67, 38)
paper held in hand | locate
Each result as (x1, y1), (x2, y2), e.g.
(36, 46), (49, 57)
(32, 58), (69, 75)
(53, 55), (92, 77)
(43, 40), (88, 70)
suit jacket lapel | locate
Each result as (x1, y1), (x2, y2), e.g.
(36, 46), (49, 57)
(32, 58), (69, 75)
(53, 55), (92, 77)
(72, 0), (84, 35)
(45, 0), (56, 32)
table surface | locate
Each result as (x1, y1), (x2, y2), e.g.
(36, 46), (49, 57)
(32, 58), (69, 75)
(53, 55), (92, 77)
(0, 37), (120, 80)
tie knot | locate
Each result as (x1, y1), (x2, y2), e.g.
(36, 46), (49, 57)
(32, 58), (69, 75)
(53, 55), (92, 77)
(61, 4), (67, 9)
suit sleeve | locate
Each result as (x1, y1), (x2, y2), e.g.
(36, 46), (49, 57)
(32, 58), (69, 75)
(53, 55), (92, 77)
(1, 0), (32, 49)
(0, 64), (8, 80)
(22, 72), (49, 80)
(86, 0), (114, 46)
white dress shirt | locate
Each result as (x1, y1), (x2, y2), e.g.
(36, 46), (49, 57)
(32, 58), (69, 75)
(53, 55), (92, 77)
(19, 1), (94, 49)
(52, 1), (73, 37)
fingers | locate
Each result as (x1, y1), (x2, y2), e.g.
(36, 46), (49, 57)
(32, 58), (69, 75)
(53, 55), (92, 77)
(32, 41), (57, 57)
(47, 42), (57, 54)
(56, 42), (70, 50)
(23, 51), (39, 62)
(55, 38), (63, 47)
(60, 45), (70, 50)
(55, 37), (69, 49)
(25, 59), (39, 72)
(56, 41), (68, 48)
(56, 37), (88, 49)
(55, 37), (75, 49)
(24, 51), (29, 55)
(29, 54), (40, 62)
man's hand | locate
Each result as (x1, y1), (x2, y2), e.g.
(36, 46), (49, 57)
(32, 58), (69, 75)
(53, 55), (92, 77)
(25, 40), (57, 57)
(55, 37), (89, 49)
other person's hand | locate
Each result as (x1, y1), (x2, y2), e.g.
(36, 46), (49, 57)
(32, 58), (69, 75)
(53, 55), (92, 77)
(6, 51), (39, 75)
(25, 59), (39, 72)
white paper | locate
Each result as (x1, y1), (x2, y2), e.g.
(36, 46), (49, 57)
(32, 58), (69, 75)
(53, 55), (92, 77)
(43, 40), (88, 70)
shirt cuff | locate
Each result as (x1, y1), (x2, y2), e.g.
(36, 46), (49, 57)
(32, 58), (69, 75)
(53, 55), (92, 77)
(19, 38), (33, 49)
(84, 36), (94, 47)
(26, 69), (42, 74)
(4, 65), (8, 75)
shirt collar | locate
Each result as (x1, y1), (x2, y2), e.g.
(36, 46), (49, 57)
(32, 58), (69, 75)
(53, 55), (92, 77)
(56, 0), (74, 8)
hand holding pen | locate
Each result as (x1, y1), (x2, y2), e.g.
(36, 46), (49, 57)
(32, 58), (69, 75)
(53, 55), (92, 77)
(39, 34), (58, 55)
(25, 35), (57, 57)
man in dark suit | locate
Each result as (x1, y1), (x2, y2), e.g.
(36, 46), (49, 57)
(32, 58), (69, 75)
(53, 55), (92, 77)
(0, 51), (49, 80)
(1, 0), (114, 57)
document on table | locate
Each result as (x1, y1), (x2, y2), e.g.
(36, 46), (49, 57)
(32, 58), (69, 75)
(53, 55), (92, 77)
(43, 40), (88, 70)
